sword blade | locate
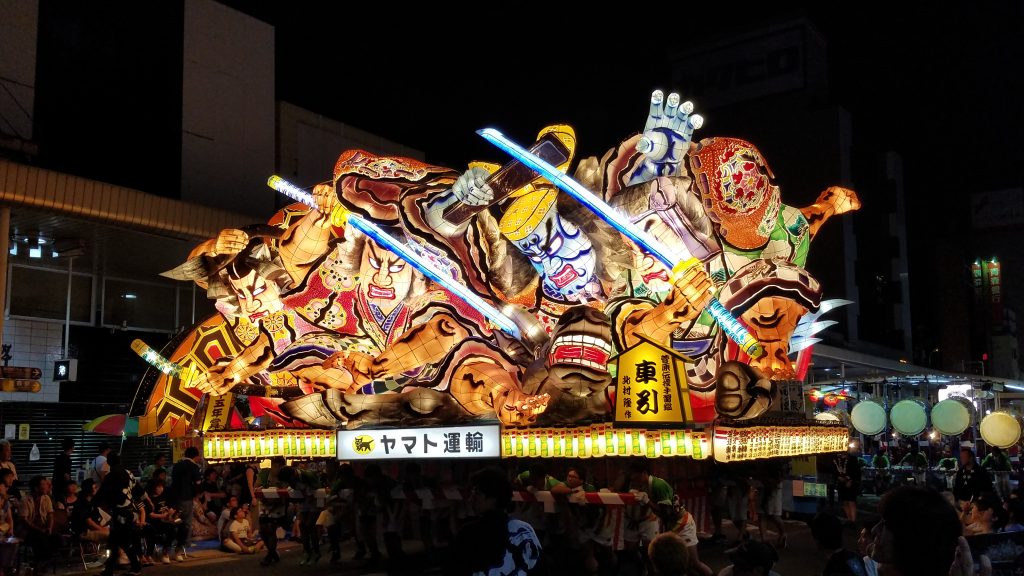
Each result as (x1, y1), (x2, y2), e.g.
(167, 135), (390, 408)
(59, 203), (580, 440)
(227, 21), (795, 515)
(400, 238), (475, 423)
(266, 176), (521, 339)
(130, 339), (301, 398)
(477, 128), (763, 359)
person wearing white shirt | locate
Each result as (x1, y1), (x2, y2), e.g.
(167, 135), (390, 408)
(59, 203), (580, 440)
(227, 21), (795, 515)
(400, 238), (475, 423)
(90, 442), (111, 484)
(223, 506), (262, 554)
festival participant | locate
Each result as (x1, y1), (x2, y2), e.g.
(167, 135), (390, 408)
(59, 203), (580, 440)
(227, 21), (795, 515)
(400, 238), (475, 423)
(835, 446), (863, 523)
(897, 445), (928, 487)
(871, 448), (890, 494)
(981, 446), (1013, 500)
(953, 448), (993, 506)
(628, 461), (675, 552)
(666, 503), (713, 576)
(445, 467), (541, 576)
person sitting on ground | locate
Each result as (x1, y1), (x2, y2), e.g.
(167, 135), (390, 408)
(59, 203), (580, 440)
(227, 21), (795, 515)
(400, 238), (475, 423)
(647, 532), (689, 576)
(189, 494), (220, 541)
(223, 506), (263, 554)
(216, 495), (239, 542)
(812, 513), (867, 575)
(716, 539), (780, 576)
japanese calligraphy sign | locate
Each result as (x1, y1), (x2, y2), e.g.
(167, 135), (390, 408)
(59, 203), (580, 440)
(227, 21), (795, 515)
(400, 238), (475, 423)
(613, 339), (689, 426)
(202, 392), (233, 431)
(337, 425), (500, 460)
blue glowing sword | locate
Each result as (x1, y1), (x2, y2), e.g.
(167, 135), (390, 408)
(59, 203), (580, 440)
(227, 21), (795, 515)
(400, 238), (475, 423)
(477, 128), (763, 358)
(267, 176), (521, 339)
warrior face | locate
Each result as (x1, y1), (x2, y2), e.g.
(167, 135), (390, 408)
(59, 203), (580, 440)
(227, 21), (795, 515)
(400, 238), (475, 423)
(228, 269), (285, 323)
(512, 207), (597, 301)
(359, 238), (413, 318)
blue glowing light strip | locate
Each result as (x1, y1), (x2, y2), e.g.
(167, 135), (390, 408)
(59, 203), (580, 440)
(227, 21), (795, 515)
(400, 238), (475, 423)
(477, 128), (762, 358)
(267, 176), (521, 339)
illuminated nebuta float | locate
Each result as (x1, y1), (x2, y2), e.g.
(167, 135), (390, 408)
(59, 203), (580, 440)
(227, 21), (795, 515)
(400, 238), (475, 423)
(132, 91), (858, 461)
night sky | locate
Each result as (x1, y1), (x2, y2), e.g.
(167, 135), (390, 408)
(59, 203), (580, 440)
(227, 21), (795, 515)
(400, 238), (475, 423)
(221, 2), (1023, 207)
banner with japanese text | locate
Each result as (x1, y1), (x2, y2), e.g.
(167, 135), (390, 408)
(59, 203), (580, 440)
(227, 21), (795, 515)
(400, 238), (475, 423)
(337, 424), (500, 460)
(613, 339), (690, 426)
(201, 392), (234, 431)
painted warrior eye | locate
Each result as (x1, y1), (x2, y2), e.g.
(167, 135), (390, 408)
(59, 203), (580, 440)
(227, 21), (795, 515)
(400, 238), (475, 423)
(545, 234), (563, 255)
(252, 286), (266, 296)
(368, 257), (381, 269)
(388, 263), (404, 273)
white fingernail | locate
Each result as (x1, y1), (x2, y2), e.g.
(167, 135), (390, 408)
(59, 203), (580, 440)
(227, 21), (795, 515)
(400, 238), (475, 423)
(636, 137), (653, 154)
(681, 101), (694, 114)
(651, 90), (663, 104)
(690, 115), (704, 130)
(667, 93), (680, 106)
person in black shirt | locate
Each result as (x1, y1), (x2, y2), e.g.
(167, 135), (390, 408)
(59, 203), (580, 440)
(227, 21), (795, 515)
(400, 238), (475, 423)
(953, 447), (993, 507)
(96, 454), (143, 576)
(198, 468), (225, 522)
(444, 467), (542, 576)
(834, 448), (863, 523)
(71, 479), (108, 543)
(51, 438), (74, 500)
(168, 447), (202, 561)
(142, 480), (178, 564)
